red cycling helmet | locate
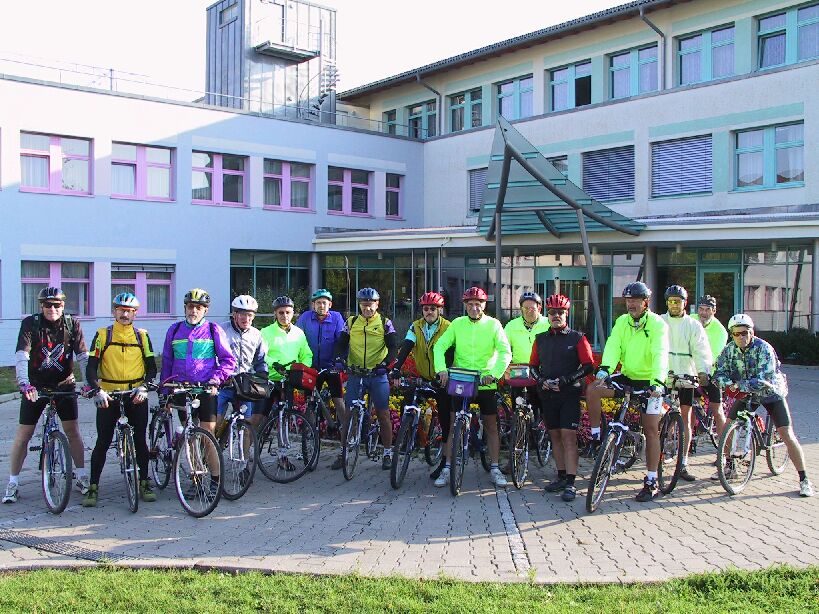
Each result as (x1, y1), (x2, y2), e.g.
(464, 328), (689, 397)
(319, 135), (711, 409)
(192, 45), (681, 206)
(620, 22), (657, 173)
(462, 286), (488, 301)
(545, 294), (571, 310)
(419, 291), (445, 307)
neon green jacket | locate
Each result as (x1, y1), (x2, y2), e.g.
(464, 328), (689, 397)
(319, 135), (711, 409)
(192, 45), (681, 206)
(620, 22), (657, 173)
(691, 314), (729, 368)
(260, 323), (313, 382)
(504, 315), (550, 364)
(600, 310), (669, 385)
(433, 315), (512, 389)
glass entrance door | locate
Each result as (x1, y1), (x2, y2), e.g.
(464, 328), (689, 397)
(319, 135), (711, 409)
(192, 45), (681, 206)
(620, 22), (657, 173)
(698, 267), (739, 328)
(536, 266), (609, 349)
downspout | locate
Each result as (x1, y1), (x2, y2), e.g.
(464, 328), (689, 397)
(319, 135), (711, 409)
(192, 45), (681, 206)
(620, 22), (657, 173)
(640, 6), (666, 90)
(416, 73), (442, 137)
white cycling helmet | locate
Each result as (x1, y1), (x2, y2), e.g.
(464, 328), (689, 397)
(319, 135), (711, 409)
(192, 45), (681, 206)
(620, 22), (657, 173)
(727, 313), (754, 330)
(231, 294), (259, 313)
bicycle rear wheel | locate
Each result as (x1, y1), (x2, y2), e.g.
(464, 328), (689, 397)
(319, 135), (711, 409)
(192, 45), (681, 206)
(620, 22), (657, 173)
(220, 418), (258, 500)
(121, 428), (139, 513)
(173, 427), (223, 518)
(478, 417), (492, 472)
(390, 414), (414, 490)
(341, 409), (362, 481)
(424, 413), (443, 466)
(149, 411), (173, 490)
(657, 411), (684, 495)
(365, 415), (381, 461)
(765, 423), (790, 475)
(509, 412), (530, 489)
(717, 419), (756, 495)
(533, 422), (551, 467)
(450, 417), (468, 497)
(304, 402), (321, 472)
(257, 409), (316, 484)
(42, 430), (72, 515)
(585, 431), (618, 513)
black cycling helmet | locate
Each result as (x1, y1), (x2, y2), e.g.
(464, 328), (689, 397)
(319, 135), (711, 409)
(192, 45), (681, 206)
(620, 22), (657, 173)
(38, 287), (66, 303)
(357, 287), (380, 301)
(664, 285), (688, 301)
(519, 291), (543, 306)
(697, 295), (717, 308)
(184, 288), (211, 306)
(622, 282), (652, 299)
(272, 295), (294, 310)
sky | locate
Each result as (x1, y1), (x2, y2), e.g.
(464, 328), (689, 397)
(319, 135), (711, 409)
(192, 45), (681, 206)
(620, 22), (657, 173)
(0, 0), (620, 93)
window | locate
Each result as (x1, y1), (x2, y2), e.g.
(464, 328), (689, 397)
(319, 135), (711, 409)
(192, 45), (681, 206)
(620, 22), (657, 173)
(21, 261), (90, 315)
(610, 44), (658, 99)
(20, 132), (91, 195)
(583, 146), (635, 201)
(547, 156), (569, 177)
(758, 4), (819, 69)
(678, 26), (734, 84)
(450, 88), (483, 132)
(191, 151), (246, 206)
(408, 100), (437, 138)
(386, 173), (401, 218)
(111, 142), (173, 201)
(651, 135), (713, 197)
(111, 264), (174, 316)
(468, 168), (487, 214)
(384, 110), (397, 135)
(497, 75), (534, 120)
(263, 159), (312, 210)
(550, 62), (591, 111)
(220, 3), (238, 26)
(735, 122), (804, 189)
(327, 166), (371, 215)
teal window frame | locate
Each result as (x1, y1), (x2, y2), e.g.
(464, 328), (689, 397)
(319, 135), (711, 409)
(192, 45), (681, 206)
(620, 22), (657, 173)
(449, 88), (483, 132)
(734, 122), (804, 191)
(678, 25), (735, 85)
(549, 61), (592, 111)
(383, 110), (397, 135)
(407, 100), (437, 138)
(758, 3), (819, 69)
(610, 44), (658, 99)
(496, 74), (533, 120)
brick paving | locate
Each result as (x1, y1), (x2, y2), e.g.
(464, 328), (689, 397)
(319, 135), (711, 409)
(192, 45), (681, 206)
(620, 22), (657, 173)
(0, 366), (815, 583)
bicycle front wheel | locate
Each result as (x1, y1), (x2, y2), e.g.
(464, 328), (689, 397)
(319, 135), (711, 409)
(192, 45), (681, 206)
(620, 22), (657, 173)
(450, 418), (468, 497)
(509, 412), (530, 489)
(342, 409), (362, 481)
(173, 427), (223, 518)
(257, 409), (317, 484)
(149, 411), (173, 490)
(765, 424), (790, 475)
(42, 430), (72, 515)
(121, 428), (139, 513)
(657, 411), (684, 495)
(390, 414), (415, 490)
(717, 419), (756, 495)
(585, 431), (618, 513)
(220, 418), (258, 500)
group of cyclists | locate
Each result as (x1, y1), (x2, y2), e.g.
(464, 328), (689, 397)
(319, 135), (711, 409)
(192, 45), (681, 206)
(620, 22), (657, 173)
(4, 279), (813, 509)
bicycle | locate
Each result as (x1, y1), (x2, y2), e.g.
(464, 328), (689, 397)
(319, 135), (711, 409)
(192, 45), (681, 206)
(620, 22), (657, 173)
(585, 377), (652, 513)
(148, 399), (176, 491)
(28, 389), (79, 514)
(716, 387), (790, 496)
(256, 362), (319, 484)
(447, 368), (483, 496)
(303, 370), (341, 471)
(390, 376), (439, 489)
(340, 365), (379, 480)
(689, 390), (719, 454)
(505, 364), (542, 489)
(162, 380), (224, 518)
(656, 373), (696, 495)
(215, 375), (261, 501)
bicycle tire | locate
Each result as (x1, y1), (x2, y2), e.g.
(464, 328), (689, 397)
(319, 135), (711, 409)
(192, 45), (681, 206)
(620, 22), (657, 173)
(657, 411), (684, 495)
(257, 408), (316, 484)
(533, 422), (551, 467)
(219, 418), (258, 500)
(510, 412), (530, 489)
(148, 411), (173, 490)
(620, 428), (641, 470)
(41, 430), (72, 515)
(699, 405), (719, 449)
(717, 419), (756, 495)
(121, 428), (139, 513)
(173, 426), (223, 518)
(765, 423), (790, 475)
(390, 414), (414, 489)
(424, 413), (443, 466)
(450, 417), (468, 497)
(342, 408), (362, 481)
(479, 416), (492, 472)
(585, 431), (619, 513)
(304, 402), (320, 472)
(365, 415), (381, 461)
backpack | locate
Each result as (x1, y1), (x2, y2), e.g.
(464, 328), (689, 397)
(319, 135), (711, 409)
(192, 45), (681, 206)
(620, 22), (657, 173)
(98, 325), (148, 361)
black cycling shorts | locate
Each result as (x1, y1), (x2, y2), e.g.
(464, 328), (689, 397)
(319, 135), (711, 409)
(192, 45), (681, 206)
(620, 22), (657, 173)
(538, 389), (581, 431)
(170, 392), (217, 423)
(705, 380), (723, 404)
(730, 397), (792, 429)
(608, 374), (663, 415)
(677, 387), (694, 407)
(20, 392), (78, 426)
(316, 370), (343, 398)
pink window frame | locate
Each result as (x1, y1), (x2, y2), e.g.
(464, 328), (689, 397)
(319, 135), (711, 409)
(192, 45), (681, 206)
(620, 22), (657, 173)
(111, 270), (174, 317)
(191, 151), (247, 207)
(385, 173), (402, 219)
(111, 143), (174, 202)
(21, 261), (92, 316)
(263, 160), (314, 212)
(20, 133), (92, 196)
(327, 167), (372, 217)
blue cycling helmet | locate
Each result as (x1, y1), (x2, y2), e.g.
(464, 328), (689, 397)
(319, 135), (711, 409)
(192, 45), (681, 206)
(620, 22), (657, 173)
(357, 287), (380, 301)
(112, 292), (140, 309)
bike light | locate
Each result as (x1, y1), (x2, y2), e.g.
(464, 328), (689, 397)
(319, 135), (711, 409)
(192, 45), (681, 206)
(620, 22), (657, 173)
(191, 399), (201, 409)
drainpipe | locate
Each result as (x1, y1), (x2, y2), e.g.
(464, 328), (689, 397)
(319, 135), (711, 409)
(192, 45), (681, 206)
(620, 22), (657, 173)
(640, 6), (666, 91)
(416, 73), (442, 137)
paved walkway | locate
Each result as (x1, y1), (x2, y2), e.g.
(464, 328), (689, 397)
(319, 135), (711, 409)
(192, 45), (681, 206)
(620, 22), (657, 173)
(0, 366), (816, 583)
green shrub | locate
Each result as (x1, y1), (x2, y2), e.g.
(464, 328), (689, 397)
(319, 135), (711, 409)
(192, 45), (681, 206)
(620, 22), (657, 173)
(757, 328), (819, 365)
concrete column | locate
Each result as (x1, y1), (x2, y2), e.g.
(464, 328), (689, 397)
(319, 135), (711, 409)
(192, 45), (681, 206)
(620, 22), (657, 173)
(812, 239), (819, 334)
(644, 245), (658, 312)
(310, 252), (320, 293)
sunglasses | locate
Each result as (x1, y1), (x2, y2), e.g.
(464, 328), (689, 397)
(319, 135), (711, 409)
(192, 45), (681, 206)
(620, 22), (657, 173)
(42, 302), (63, 309)
(731, 330), (750, 338)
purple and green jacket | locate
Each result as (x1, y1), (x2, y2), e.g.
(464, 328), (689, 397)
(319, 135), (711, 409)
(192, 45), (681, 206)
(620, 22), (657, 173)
(160, 320), (236, 386)
(713, 336), (788, 401)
